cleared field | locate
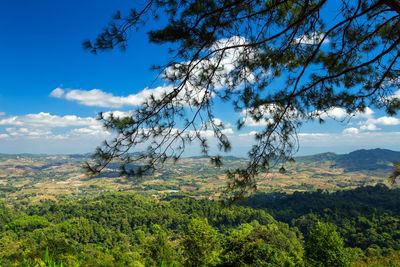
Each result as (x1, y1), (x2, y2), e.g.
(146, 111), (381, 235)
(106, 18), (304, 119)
(0, 149), (397, 204)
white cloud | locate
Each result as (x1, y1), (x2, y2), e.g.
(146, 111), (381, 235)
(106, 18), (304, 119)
(0, 112), (110, 142)
(208, 118), (223, 126)
(242, 117), (273, 127)
(361, 116), (400, 127)
(164, 36), (256, 90)
(193, 128), (234, 137)
(222, 128), (234, 135)
(0, 116), (24, 126)
(343, 127), (359, 135)
(0, 112), (5, 117)
(49, 87), (65, 98)
(102, 110), (133, 119)
(6, 127), (51, 137)
(371, 116), (400, 126)
(294, 32), (329, 45)
(360, 123), (379, 131)
(392, 89), (400, 99)
(203, 118), (232, 128)
(353, 107), (374, 119)
(312, 106), (374, 120)
(316, 107), (348, 120)
(70, 124), (110, 137)
(52, 37), (258, 110)
(51, 87), (173, 108)
(298, 133), (329, 137)
(240, 104), (298, 127)
(326, 107), (348, 119)
(0, 112), (97, 128)
(238, 131), (258, 137)
(382, 89), (400, 102)
(50, 84), (212, 109)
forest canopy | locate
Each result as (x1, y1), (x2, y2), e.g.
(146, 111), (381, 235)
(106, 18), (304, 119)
(84, 0), (400, 199)
(2, 185), (400, 266)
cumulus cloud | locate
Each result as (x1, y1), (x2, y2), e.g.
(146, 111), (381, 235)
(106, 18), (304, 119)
(70, 124), (110, 137)
(238, 131), (258, 137)
(192, 128), (234, 137)
(368, 116), (400, 126)
(204, 118), (232, 128)
(315, 107), (348, 120)
(50, 86), (176, 108)
(164, 36), (256, 90)
(49, 87), (65, 98)
(0, 116), (24, 126)
(5, 127), (51, 137)
(0, 112), (5, 117)
(391, 89), (400, 99)
(298, 133), (329, 137)
(0, 112), (113, 142)
(208, 118), (223, 126)
(240, 104), (298, 127)
(360, 123), (379, 131)
(0, 112), (97, 128)
(221, 128), (234, 135)
(242, 117), (274, 127)
(50, 83), (213, 109)
(51, 37), (258, 110)
(102, 110), (133, 119)
(312, 106), (374, 120)
(382, 89), (400, 102)
(358, 116), (400, 131)
(343, 127), (359, 135)
(326, 107), (348, 119)
(353, 107), (374, 119)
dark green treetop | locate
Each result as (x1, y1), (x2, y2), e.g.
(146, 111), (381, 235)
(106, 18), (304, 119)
(182, 218), (221, 266)
(305, 222), (354, 266)
(84, 0), (400, 200)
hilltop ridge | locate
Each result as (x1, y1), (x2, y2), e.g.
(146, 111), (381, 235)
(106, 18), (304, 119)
(295, 148), (400, 172)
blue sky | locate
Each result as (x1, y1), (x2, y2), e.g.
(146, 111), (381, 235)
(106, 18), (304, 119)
(0, 0), (400, 156)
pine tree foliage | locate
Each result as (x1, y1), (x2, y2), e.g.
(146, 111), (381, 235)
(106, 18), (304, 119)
(84, 0), (400, 200)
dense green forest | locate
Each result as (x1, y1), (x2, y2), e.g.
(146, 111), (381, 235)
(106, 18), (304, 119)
(1, 184), (400, 266)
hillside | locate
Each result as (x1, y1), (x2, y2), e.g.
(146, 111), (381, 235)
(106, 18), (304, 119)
(332, 148), (400, 171)
(0, 149), (399, 203)
(296, 148), (400, 172)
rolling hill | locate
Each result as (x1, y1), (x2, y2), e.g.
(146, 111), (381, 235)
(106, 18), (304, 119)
(0, 148), (399, 203)
(296, 148), (400, 172)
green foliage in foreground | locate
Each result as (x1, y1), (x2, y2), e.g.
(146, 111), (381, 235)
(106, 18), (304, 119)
(305, 222), (353, 267)
(1, 185), (400, 266)
(0, 194), (299, 266)
(0, 247), (78, 267)
(182, 218), (221, 266)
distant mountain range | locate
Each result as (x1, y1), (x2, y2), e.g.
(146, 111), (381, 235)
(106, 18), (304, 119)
(184, 148), (400, 172)
(1, 148), (399, 173)
(295, 148), (400, 172)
